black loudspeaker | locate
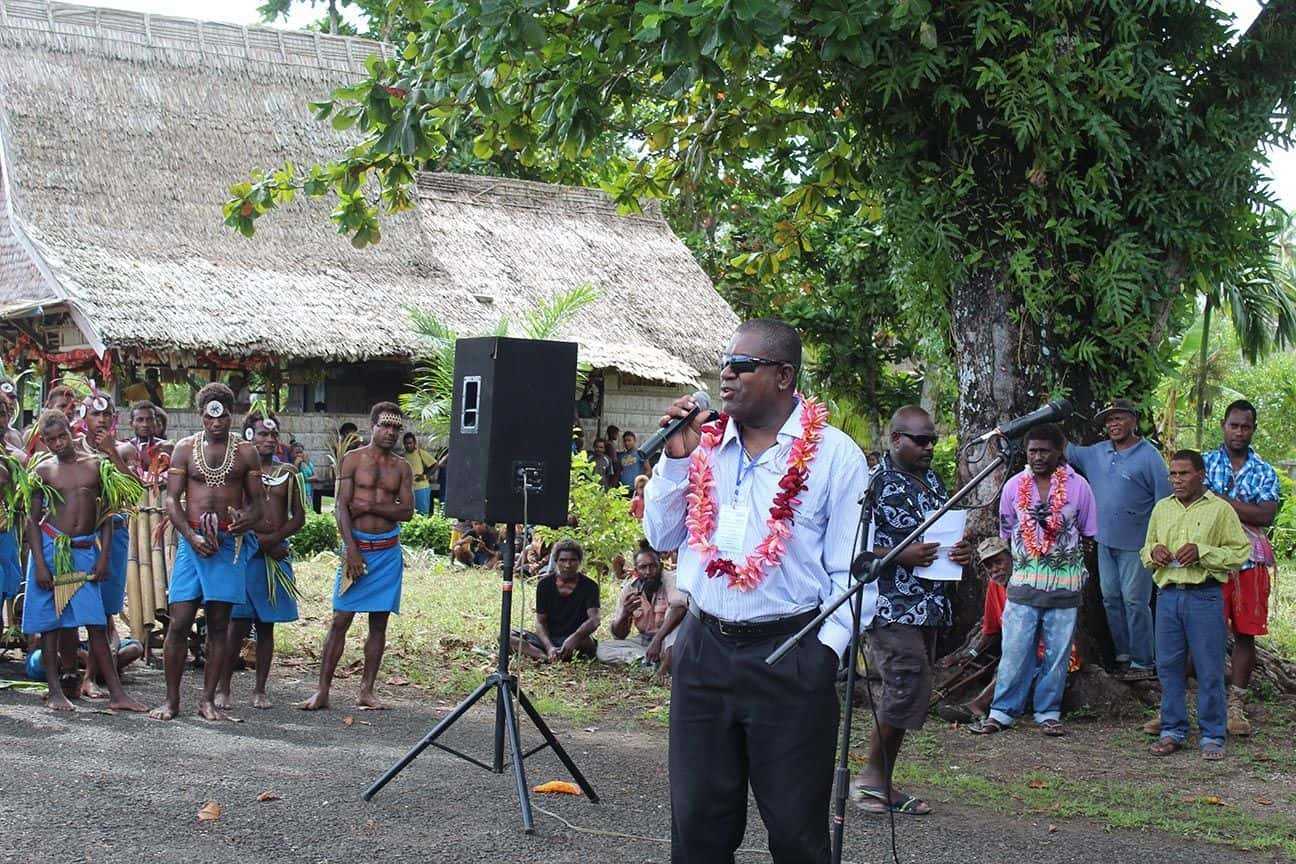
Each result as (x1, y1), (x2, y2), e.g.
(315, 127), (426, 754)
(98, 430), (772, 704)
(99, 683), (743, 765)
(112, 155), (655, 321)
(444, 336), (576, 528)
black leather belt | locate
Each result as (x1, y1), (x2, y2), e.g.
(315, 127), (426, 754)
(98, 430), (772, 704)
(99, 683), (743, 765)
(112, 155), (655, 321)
(689, 603), (819, 639)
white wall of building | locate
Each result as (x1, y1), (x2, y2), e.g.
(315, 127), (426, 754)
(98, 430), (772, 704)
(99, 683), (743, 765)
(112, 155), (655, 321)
(594, 371), (721, 444)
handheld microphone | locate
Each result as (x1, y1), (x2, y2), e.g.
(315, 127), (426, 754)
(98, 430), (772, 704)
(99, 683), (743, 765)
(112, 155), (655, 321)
(637, 390), (712, 458)
(971, 398), (1073, 444)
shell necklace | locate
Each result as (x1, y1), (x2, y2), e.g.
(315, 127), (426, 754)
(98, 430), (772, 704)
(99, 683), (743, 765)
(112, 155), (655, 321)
(193, 433), (237, 486)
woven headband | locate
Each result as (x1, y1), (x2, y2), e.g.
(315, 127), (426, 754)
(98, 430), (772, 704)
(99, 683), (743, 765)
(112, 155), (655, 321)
(377, 412), (404, 426)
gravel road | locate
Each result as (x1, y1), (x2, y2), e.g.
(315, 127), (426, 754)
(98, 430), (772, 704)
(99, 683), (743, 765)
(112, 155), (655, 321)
(0, 660), (1283, 864)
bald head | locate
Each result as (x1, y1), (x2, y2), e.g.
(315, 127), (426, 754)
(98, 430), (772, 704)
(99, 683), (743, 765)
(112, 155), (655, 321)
(889, 405), (932, 435)
(889, 405), (937, 474)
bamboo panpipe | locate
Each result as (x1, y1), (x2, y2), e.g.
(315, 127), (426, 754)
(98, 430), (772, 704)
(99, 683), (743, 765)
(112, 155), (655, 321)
(147, 491), (166, 612)
(124, 514), (144, 641)
(135, 510), (155, 623)
(150, 511), (166, 608)
(52, 571), (88, 617)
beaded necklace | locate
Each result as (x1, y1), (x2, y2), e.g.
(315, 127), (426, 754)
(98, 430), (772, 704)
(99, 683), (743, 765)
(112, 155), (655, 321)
(193, 433), (237, 487)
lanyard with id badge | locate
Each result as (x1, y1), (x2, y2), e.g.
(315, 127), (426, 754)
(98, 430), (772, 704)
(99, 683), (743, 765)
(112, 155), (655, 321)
(715, 447), (760, 559)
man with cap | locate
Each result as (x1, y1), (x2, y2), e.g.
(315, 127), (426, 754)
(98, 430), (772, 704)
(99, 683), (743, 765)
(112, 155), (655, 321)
(1066, 398), (1170, 681)
(936, 536), (1012, 723)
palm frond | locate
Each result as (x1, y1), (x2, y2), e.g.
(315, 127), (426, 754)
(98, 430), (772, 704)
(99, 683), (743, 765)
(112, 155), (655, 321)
(520, 283), (600, 340)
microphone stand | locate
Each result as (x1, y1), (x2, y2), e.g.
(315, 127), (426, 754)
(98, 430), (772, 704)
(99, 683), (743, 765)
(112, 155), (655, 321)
(765, 437), (1011, 864)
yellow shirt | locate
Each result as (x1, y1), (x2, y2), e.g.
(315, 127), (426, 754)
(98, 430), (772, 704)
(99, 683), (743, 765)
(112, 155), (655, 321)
(1140, 491), (1250, 588)
(405, 448), (436, 490)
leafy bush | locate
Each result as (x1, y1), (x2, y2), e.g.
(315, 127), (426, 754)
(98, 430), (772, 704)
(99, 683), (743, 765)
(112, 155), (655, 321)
(931, 435), (958, 487)
(1273, 472), (1296, 560)
(402, 510), (453, 554)
(291, 512), (339, 558)
(536, 452), (643, 575)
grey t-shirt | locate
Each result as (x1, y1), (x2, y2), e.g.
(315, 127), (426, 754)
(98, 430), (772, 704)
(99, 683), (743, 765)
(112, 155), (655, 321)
(1066, 438), (1170, 551)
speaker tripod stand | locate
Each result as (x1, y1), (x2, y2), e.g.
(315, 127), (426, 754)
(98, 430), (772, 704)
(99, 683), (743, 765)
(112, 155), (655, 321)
(362, 522), (598, 831)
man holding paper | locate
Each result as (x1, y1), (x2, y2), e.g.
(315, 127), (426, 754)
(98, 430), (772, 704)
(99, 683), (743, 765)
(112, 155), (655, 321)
(970, 423), (1096, 737)
(852, 405), (971, 816)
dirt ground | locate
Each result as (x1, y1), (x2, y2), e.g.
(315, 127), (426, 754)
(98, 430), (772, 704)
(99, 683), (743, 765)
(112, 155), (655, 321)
(0, 656), (1291, 864)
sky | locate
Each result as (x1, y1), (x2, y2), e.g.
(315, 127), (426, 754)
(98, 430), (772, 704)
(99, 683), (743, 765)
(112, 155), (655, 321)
(74, 0), (1296, 210)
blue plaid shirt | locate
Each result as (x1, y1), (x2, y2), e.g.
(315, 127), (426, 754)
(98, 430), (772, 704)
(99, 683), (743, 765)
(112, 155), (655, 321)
(1202, 447), (1279, 505)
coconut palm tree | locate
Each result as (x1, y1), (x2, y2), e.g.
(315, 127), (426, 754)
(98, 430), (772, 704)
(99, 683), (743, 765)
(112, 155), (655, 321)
(1191, 233), (1296, 445)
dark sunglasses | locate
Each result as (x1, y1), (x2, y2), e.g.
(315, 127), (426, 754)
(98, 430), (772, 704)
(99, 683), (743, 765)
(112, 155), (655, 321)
(721, 353), (788, 375)
(898, 432), (938, 447)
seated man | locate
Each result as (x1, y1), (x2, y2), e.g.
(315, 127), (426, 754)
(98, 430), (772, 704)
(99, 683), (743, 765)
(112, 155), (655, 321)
(452, 520), (501, 568)
(936, 537), (1010, 722)
(599, 545), (685, 672)
(511, 538), (600, 662)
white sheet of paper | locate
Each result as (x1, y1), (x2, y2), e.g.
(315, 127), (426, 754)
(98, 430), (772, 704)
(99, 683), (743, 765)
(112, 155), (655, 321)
(913, 509), (968, 582)
(715, 505), (750, 558)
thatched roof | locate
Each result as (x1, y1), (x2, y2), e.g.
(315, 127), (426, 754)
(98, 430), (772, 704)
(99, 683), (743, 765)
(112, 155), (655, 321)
(0, 0), (737, 385)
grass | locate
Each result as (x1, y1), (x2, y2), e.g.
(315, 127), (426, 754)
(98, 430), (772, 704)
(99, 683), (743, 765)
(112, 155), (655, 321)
(277, 552), (671, 725)
(273, 551), (1296, 858)
(890, 760), (1296, 858)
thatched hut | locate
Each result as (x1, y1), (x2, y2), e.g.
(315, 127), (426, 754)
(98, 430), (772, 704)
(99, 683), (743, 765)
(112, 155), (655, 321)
(0, 0), (737, 464)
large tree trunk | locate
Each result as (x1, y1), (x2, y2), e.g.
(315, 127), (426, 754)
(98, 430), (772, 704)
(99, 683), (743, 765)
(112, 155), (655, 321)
(943, 269), (1125, 692)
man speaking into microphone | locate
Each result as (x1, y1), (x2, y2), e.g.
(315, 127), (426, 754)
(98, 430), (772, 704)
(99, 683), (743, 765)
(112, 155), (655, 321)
(643, 318), (867, 864)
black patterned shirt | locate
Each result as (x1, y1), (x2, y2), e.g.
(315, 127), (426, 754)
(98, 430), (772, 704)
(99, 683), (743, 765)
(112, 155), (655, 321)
(869, 453), (951, 628)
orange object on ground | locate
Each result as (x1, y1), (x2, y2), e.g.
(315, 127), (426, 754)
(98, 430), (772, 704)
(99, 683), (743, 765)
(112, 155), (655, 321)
(532, 781), (582, 796)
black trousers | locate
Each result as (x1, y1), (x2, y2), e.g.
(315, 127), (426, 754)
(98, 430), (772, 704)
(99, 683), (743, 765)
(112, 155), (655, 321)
(669, 612), (840, 864)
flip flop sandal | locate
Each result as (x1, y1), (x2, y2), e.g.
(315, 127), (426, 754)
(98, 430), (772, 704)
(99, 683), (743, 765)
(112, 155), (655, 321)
(1039, 720), (1067, 737)
(936, 703), (980, 724)
(1150, 737), (1182, 756)
(968, 717), (1007, 735)
(851, 786), (932, 816)
(1201, 744), (1225, 761)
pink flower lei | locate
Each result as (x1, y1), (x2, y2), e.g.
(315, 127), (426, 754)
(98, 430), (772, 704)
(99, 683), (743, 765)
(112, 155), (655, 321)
(685, 396), (829, 592)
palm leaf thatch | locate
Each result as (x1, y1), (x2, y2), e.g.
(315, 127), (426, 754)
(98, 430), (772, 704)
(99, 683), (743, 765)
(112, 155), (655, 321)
(0, 0), (737, 386)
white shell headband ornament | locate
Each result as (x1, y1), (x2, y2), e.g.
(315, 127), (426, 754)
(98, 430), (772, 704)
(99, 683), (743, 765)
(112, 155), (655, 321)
(244, 417), (279, 440)
(204, 400), (227, 418)
(91, 396), (109, 413)
(0, 382), (13, 395)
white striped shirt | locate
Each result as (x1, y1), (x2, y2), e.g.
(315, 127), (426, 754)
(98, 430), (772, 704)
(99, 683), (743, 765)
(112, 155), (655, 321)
(643, 400), (868, 657)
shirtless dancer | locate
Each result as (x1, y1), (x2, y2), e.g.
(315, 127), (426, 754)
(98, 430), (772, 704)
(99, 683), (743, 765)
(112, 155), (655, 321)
(302, 402), (413, 710)
(151, 383), (262, 721)
(217, 408), (305, 710)
(22, 410), (145, 712)
(79, 393), (145, 695)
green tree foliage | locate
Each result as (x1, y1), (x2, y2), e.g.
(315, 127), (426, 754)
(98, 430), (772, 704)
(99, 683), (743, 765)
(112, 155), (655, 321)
(227, 0), (1296, 442)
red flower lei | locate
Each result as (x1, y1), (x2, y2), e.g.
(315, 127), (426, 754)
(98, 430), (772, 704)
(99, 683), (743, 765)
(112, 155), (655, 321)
(684, 397), (828, 592)
(1018, 466), (1069, 557)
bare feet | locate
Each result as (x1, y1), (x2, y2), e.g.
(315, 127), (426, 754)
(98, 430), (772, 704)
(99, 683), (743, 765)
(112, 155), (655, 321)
(214, 691), (233, 710)
(46, 692), (76, 712)
(252, 692), (273, 710)
(108, 694), (148, 713)
(299, 691), (329, 711)
(356, 690), (386, 710)
(148, 704), (178, 721)
(197, 700), (232, 722)
(80, 680), (109, 700)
